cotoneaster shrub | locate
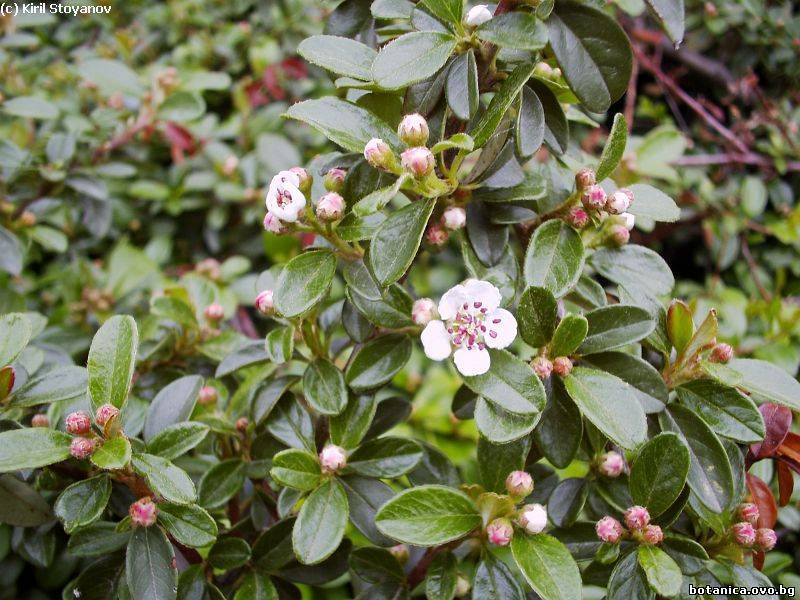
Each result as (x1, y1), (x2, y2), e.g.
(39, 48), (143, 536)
(1, 0), (799, 599)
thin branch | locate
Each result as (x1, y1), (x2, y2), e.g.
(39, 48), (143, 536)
(740, 235), (771, 302)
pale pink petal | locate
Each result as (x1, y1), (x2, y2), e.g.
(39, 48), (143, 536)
(270, 184), (306, 222)
(438, 284), (467, 320)
(484, 308), (517, 349)
(421, 320), (452, 361)
(463, 279), (501, 312)
(453, 346), (491, 376)
(273, 170), (300, 188)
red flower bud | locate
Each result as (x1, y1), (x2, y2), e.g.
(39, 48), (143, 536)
(737, 503), (759, 525)
(486, 518), (513, 546)
(732, 522), (756, 546)
(236, 417), (249, 432)
(441, 206), (466, 231)
(129, 496), (158, 527)
(425, 223), (449, 246)
(532, 356), (553, 380)
(204, 303), (225, 322)
(198, 386), (218, 406)
(31, 414), (49, 428)
(401, 147), (435, 178)
(575, 168), (596, 191)
(710, 342), (733, 363)
(596, 516), (624, 543)
(255, 290), (275, 315)
(319, 444), (347, 473)
(581, 185), (607, 211)
(755, 527), (777, 551)
(411, 298), (437, 326)
(388, 544), (409, 564)
(624, 506), (650, 530)
(610, 225), (630, 246)
(95, 403), (120, 427)
(323, 168), (346, 192)
(398, 113), (430, 146)
(316, 192), (345, 222)
(552, 356), (573, 377)
(598, 451), (625, 478)
(65, 411), (92, 435)
(642, 524), (663, 545)
(567, 207), (589, 229)
(70, 437), (95, 460)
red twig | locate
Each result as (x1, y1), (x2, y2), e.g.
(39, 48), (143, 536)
(672, 153), (800, 172)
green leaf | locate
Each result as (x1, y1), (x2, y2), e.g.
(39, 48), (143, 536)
(265, 395), (315, 451)
(530, 81), (569, 155)
(548, 314), (588, 357)
(0, 473), (53, 527)
(7, 365), (87, 407)
(517, 286), (558, 348)
(596, 113), (627, 181)
(516, 86), (546, 158)
(2, 96), (58, 119)
(511, 533), (581, 600)
(209, 537), (251, 569)
(637, 545), (683, 598)
(77, 58), (143, 96)
(340, 476), (396, 546)
(446, 50), (479, 120)
(564, 366), (647, 449)
(419, 0), (463, 26)
(375, 485), (481, 546)
(741, 176), (768, 218)
(590, 245), (674, 297)
(462, 349), (546, 415)
(643, 0), (684, 44)
(372, 32), (457, 90)
(368, 199), (435, 286)
(274, 250), (337, 318)
(471, 62), (536, 147)
(534, 378), (583, 468)
(143, 375), (202, 442)
(609, 549), (654, 599)
(234, 571), (279, 600)
(330, 394), (378, 449)
(54, 475), (111, 534)
(0, 226), (23, 276)
(729, 358), (800, 411)
(346, 334), (412, 392)
(349, 546), (404, 590)
(286, 97), (400, 153)
(67, 521), (130, 557)
(292, 479), (349, 565)
(270, 449), (322, 491)
(86, 315), (139, 412)
(425, 551), (458, 600)
(265, 326), (294, 364)
(348, 436), (423, 477)
(582, 351), (668, 413)
(546, 0), (632, 113)
(0, 428), (72, 472)
(126, 526), (177, 600)
(630, 433), (690, 517)
(158, 502), (218, 548)
(0, 313), (31, 368)
(197, 459), (246, 509)
(666, 300), (694, 353)
(658, 404), (734, 514)
(523, 220), (584, 297)
(146, 422), (210, 460)
(353, 174), (409, 217)
(473, 553), (526, 599)
(476, 12), (548, 50)
(578, 304), (655, 354)
(132, 453), (196, 505)
(90, 436), (132, 470)
(159, 91), (206, 122)
(677, 380), (765, 443)
(627, 184), (681, 223)
(475, 397), (539, 443)
(298, 35), (377, 80)
(303, 359), (348, 416)
(548, 478), (588, 527)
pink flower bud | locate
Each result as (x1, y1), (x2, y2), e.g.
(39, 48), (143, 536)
(441, 206), (466, 231)
(204, 303), (224, 322)
(65, 411), (92, 435)
(196, 258), (221, 280)
(129, 496), (158, 528)
(319, 444), (347, 473)
(31, 414), (49, 428)
(316, 192), (345, 222)
(289, 167), (312, 194)
(532, 356), (553, 380)
(624, 506), (650, 530)
(610, 225), (630, 246)
(486, 518), (513, 546)
(606, 190), (631, 214)
(425, 222), (449, 246)
(575, 168), (596, 190)
(364, 138), (395, 170)
(95, 403), (120, 427)
(198, 386), (218, 406)
(255, 290), (275, 315)
(732, 522), (756, 546)
(398, 113), (430, 146)
(70, 437), (95, 460)
(755, 527), (777, 551)
(552, 356), (573, 377)
(642, 524), (663, 545)
(710, 343), (733, 364)
(222, 155), (239, 177)
(401, 147), (435, 178)
(388, 544), (409, 564)
(518, 503), (548, 534)
(737, 503), (759, 525)
(465, 4), (492, 26)
(323, 168), (346, 192)
(567, 207), (589, 229)
(412, 298), (437, 326)
(581, 185), (607, 211)
(236, 417), (249, 432)
(595, 516), (624, 543)
(263, 211), (287, 234)
(599, 451), (626, 478)
(505, 470), (534, 497)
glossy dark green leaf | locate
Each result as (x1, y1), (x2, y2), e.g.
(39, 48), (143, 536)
(0, 428), (72, 472)
(582, 351), (668, 413)
(548, 314), (588, 358)
(446, 50), (479, 120)
(524, 220), (584, 297)
(372, 32), (457, 90)
(547, 478), (588, 527)
(407, 442), (461, 488)
(475, 397), (539, 443)
(590, 245), (674, 297)
(0, 314), (30, 368)
(419, 0), (462, 25)
(472, 553), (525, 600)
(86, 315), (138, 411)
(368, 199), (435, 286)
(471, 62), (536, 147)
(643, 0), (684, 44)
(302, 359), (347, 416)
(7, 365), (87, 407)
(425, 551), (457, 600)
(270, 449), (322, 491)
(292, 479), (348, 565)
(608, 550), (654, 600)
(346, 334), (412, 392)
(209, 537), (251, 569)
(216, 341), (269, 377)
(265, 395), (315, 451)
(158, 502), (218, 548)
(596, 113), (627, 181)
(511, 533), (581, 600)
(534, 378), (582, 468)
(146, 422), (210, 460)
(90, 436), (131, 470)
(330, 394), (378, 449)
(516, 86), (546, 158)
(126, 526), (177, 600)
(197, 459), (246, 509)
(265, 326), (294, 364)
(637, 545), (682, 598)
(0, 227), (23, 277)
(132, 453), (196, 505)
(729, 358), (800, 411)
(462, 349), (546, 415)
(0, 473), (53, 526)
(476, 12), (548, 49)
(630, 433), (689, 517)
(298, 35), (377, 80)
(347, 284), (413, 329)
(143, 375), (202, 442)
(466, 200), (509, 267)
(234, 571), (279, 600)
(677, 379), (765, 443)
(347, 436), (423, 478)
(579, 305), (655, 355)
(340, 475), (396, 546)
(67, 521), (130, 557)
(478, 436), (530, 493)
(517, 286), (558, 348)
(274, 250), (337, 318)
(529, 81), (568, 155)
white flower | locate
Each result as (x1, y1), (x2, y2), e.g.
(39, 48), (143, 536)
(465, 4), (492, 27)
(518, 503), (548, 534)
(420, 279), (517, 376)
(266, 170), (306, 222)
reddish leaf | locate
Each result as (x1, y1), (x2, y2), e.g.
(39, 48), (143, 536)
(163, 122), (198, 153)
(0, 366), (14, 401)
(745, 473), (778, 528)
(281, 58), (308, 80)
(749, 403), (792, 459)
(776, 461), (794, 506)
(752, 550), (765, 571)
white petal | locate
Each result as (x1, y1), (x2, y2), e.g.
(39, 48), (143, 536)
(421, 320), (452, 361)
(453, 346), (491, 376)
(270, 185), (306, 222)
(273, 170), (300, 188)
(484, 308), (517, 349)
(438, 284), (467, 320)
(463, 279), (501, 312)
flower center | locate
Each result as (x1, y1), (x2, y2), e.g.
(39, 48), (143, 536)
(276, 187), (294, 208)
(446, 302), (502, 351)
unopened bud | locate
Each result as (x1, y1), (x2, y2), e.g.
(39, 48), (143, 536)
(425, 222), (449, 246)
(732, 522), (756, 546)
(388, 544), (409, 564)
(441, 206), (466, 231)
(505, 470), (534, 497)
(755, 528), (777, 551)
(319, 444), (347, 473)
(95, 403), (120, 427)
(737, 503), (759, 525)
(620, 212), (635, 231)
(642, 524), (664, 545)
(598, 451), (625, 478)
(454, 574), (471, 598)
(255, 290), (275, 315)
(710, 343), (733, 364)
(364, 138), (395, 170)
(575, 168), (596, 190)
(289, 167), (312, 194)
(412, 298), (437, 326)
(196, 258), (221, 280)
(581, 185), (607, 211)
(398, 113), (430, 146)
(222, 155), (239, 177)
(567, 207), (589, 229)
(236, 417), (249, 432)
(486, 518), (513, 546)
(401, 147), (435, 178)
(606, 190), (632, 215)
(19, 211), (37, 227)
(534, 62), (554, 78)
(316, 192), (345, 222)
(65, 411), (92, 435)
(624, 506), (650, 530)
(70, 437), (95, 460)
(323, 168), (346, 192)
(129, 496), (158, 527)
(204, 303), (225, 322)
(610, 225), (630, 246)
(532, 356), (553, 380)
(263, 211), (287, 234)
(31, 414), (49, 428)
(465, 4), (492, 26)
(552, 356), (573, 377)
(596, 516), (624, 543)
(198, 386), (218, 406)
(518, 503), (548, 534)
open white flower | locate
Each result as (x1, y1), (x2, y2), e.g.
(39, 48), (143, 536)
(420, 279), (517, 376)
(266, 170), (306, 222)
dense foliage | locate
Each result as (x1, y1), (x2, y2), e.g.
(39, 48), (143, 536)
(0, 0), (799, 598)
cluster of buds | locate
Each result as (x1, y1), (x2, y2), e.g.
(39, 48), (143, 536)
(574, 169), (636, 245)
(319, 444), (347, 474)
(255, 290), (275, 316)
(730, 503), (777, 551)
(129, 496), (158, 528)
(596, 450), (626, 478)
(425, 205), (466, 247)
(532, 356), (572, 379)
(482, 471), (543, 547)
(533, 62), (562, 81)
(66, 410), (96, 459)
(596, 506), (663, 545)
